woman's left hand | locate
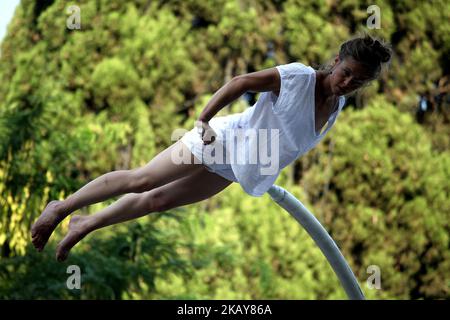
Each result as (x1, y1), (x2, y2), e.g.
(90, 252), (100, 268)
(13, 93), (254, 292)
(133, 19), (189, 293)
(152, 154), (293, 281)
(195, 119), (217, 145)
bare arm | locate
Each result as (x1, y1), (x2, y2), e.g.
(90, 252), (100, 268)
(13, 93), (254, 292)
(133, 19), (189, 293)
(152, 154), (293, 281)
(198, 77), (247, 122)
(197, 67), (281, 122)
(237, 67), (281, 96)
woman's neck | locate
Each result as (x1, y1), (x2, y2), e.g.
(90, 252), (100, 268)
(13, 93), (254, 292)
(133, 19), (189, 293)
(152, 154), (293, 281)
(315, 70), (334, 99)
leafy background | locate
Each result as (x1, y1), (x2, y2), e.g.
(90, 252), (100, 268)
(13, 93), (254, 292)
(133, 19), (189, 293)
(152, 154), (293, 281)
(0, 0), (448, 299)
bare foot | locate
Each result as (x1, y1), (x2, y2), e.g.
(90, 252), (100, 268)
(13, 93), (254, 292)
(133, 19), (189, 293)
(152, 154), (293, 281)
(31, 200), (66, 252)
(56, 215), (90, 262)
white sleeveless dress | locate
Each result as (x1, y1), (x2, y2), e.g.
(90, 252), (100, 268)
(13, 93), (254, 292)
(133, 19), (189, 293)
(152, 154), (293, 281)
(180, 62), (345, 197)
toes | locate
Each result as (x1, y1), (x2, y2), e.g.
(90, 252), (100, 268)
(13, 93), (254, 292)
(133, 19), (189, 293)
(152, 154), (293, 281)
(31, 227), (40, 238)
(32, 235), (47, 252)
(56, 239), (71, 261)
(32, 233), (41, 243)
(33, 241), (43, 250)
(32, 235), (40, 247)
(37, 234), (49, 246)
(33, 242), (43, 252)
(56, 244), (68, 262)
(32, 232), (41, 241)
(56, 252), (67, 262)
(31, 228), (53, 252)
(55, 230), (84, 262)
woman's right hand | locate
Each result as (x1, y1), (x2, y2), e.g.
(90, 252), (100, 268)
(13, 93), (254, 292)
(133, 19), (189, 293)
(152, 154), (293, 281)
(195, 119), (217, 145)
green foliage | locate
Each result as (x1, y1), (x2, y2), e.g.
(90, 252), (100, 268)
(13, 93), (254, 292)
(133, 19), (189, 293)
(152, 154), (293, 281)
(0, 0), (448, 299)
(0, 212), (192, 299)
(302, 97), (449, 298)
(149, 184), (347, 300)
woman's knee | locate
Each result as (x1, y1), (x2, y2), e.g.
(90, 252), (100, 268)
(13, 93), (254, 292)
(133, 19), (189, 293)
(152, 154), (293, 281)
(143, 189), (172, 212)
(143, 173), (232, 213)
(128, 145), (200, 193)
(128, 169), (156, 193)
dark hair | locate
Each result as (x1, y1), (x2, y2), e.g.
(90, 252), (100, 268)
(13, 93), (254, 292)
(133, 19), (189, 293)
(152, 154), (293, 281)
(338, 33), (392, 80)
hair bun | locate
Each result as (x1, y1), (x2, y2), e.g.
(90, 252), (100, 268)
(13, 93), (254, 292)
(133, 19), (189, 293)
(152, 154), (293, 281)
(364, 37), (392, 63)
(364, 36), (375, 47)
(373, 40), (391, 63)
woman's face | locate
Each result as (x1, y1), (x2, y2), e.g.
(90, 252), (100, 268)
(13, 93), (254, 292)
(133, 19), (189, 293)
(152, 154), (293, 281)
(330, 56), (373, 96)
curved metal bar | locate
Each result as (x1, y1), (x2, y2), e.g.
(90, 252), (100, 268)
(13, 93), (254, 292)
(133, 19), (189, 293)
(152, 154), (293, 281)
(267, 185), (365, 300)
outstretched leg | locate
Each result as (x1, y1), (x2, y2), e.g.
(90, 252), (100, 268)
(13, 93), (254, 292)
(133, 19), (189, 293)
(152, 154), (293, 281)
(55, 165), (234, 261)
(31, 140), (202, 252)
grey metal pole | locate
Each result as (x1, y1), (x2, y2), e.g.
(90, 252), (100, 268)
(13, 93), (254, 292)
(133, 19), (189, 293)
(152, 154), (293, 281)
(267, 184), (365, 300)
